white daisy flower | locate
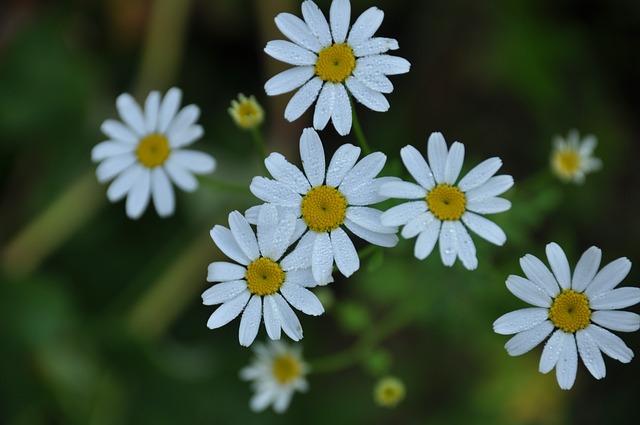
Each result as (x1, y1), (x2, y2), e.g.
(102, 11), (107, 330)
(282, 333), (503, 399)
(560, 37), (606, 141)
(92, 88), (216, 219)
(264, 0), (410, 136)
(494, 242), (640, 390)
(249, 128), (399, 285)
(240, 340), (309, 413)
(550, 129), (602, 184)
(203, 204), (325, 347)
(379, 132), (513, 270)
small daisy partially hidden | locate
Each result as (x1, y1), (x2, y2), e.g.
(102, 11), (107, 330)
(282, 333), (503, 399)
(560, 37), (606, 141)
(494, 242), (640, 390)
(249, 128), (399, 285)
(550, 129), (602, 184)
(264, 0), (410, 135)
(203, 204), (325, 347)
(373, 376), (406, 408)
(92, 88), (216, 219)
(229, 93), (264, 130)
(379, 132), (513, 270)
(240, 340), (309, 413)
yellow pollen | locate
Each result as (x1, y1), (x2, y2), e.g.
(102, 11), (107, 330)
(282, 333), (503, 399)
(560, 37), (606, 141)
(272, 354), (302, 384)
(301, 185), (348, 232)
(136, 133), (171, 168)
(552, 149), (581, 179)
(426, 184), (467, 221)
(245, 257), (285, 296)
(548, 289), (591, 333)
(314, 43), (356, 83)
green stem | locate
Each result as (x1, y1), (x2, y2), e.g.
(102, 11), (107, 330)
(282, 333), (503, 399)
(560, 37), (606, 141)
(250, 126), (268, 163)
(198, 176), (253, 195)
(350, 97), (371, 155)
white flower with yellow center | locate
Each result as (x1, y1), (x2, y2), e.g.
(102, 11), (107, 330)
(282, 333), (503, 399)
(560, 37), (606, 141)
(240, 340), (309, 413)
(550, 129), (602, 184)
(249, 128), (398, 285)
(379, 132), (513, 270)
(92, 88), (216, 219)
(494, 243), (640, 390)
(203, 204), (325, 347)
(228, 93), (264, 130)
(373, 376), (406, 408)
(264, 0), (410, 136)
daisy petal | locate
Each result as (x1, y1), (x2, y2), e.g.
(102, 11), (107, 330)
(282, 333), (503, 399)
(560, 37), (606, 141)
(589, 287), (640, 310)
(539, 329), (565, 374)
(95, 153), (136, 183)
(584, 257), (632, 298)
(378, 181), (426, 199)
(344, 218), (398, 247)
(464, 175), (514, 201)
(285, 77), (323, 122)
(280, 282), (324, 316)
(250, 177), (303, 207)
(461, 212), (506, 246)
(206, 290), (250, 329)
(414, 219), (440, 260)
(357, 55), (410, 75)
(519, 253), (561, 298)
(506, 275), (552, 307)
(313, 82), (334, 132)
(331, 227), (359, 277)
(504, 320), (554, 356)
(164, 157), (198, 192)
(576, 328), (606, 379)
(312, 231), (334, 284)
(301, 0), (332, 46)
(444, 142), (465, 184)
(347, 6), (383, 46)
(116, 93), (146, 136)
(207, 261), (246, 282)
(210, 225), (251, 266)
(330, 0), (350, 44)
(100, 119), (139, 144)
(402, 211), (435, 239)
(587, 324), (634, 363)
(256, 203), (279, 256)
(340, 151), (386, 196)
(465, 197), (511, 214)
(555, 333), (578, 390)
(345, 77), (389, 112)
(158, 88), (182, 133)
(347, 206), (397, 234)
(264, 40), (318, 66)
(326, 143), (361, 187)
(202, 280), (247, 305)
(352, 37), (398, 57)
(493, 307), (550, 335)
(125, 168), (151, 219)
(275, 12), (323, 52)
(591, 310), (640, 333)
(263, 295), (282, 340)
(229, 211), (260, 260)
(169, 150), (215, 174)
(457, 157), (503, 192)
(144, 91), (160, 132)
(265, 66), (315, 96)
(300, 128), (326, 187)
(265, 153), (311, 195)
(239, 295), (262, 347)
(570, 246), (602, 292)
(455, 221), (477, 270)
(106, 163), (143, 202)
(273, 293), (303, 341)
(352, 67), (394, 93)
(400, 144), (435, 189)
(427, 132), (448, 183)
(150, 168), (175, 217)
(545, 242), (571, 290)
(166, 104), (200, 140)
(330, 83), (352, 135)
(380, 201), (426, 227)
(438, 221), (457, 267)
(281, 231), (315, 273)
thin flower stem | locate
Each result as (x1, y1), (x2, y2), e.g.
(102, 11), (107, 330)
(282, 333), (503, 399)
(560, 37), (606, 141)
(250, 126), (269, 164)
(350, 98), (372, 155)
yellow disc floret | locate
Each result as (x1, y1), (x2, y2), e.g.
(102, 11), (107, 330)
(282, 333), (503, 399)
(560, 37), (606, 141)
(272, 354), (303, 384)
(426, 184), (467, 221)
(551, 148), (581, 180)
(228, 93), (264, 130)
(548, 289), (592, 333)
(373, 376), (406, 408)
(136, 133), (171, 168)
(315, 43), (356, 83)
(301, 185), (348, 232)
(246, 257), (286, 296)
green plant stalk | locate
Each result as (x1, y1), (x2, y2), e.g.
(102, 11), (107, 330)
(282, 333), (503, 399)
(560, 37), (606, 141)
(350, 98), (372, 155)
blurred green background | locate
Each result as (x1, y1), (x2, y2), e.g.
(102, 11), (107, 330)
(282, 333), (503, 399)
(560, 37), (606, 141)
(1, 0), (639, 424)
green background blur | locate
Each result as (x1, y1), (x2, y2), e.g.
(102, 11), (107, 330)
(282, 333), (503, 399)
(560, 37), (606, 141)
(1, 0), (639, 424)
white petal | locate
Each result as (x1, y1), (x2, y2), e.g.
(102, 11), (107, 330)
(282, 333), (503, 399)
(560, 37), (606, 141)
(427, 132), (448, 184)
(106, 163), (143, 202)
(229, 211), (260, 260)
(576, 328), (606, 379)
(263, 295), (281, 340)
(400, 144), (435, 189)
(461, 212), (507, 246)
(301, 0), (332, 46)
(250, 176), (302, 207)
(265, 66), (315, 96)
(454, 221), (477, 270)
(264, 40), (317, 66)
(202, 280), (247, 305)
(555, 333), (578, 390)
(352, 37), (398, 57)
(143, 91), (160, 132)
(345, 76), (389, 112)
(570, 246), (602, 292)
(344, 218), (398, 247)
(300, 128), (326, 187)
(443, 142), (465, 184)
(157, 88), (182, 133)
(100, 119), (139, 144)
(285, 268), (319, 288)
(150, 168), (175, 217)
(265, 152), (310, 195)
(352, 66), (394, 93)
(586, 324), (634, 363)
(340, 151), (386, 197)
(275, 12), (323, 52)
(326, 143), (361, 187)
(280, 282), (324, 315)
(116, 93), (146, 136)
(380, 201), (426, 227)
(239, 295), (262, 346)
(329, 83), (352, 136)
(591, 310), (640, 333)
(313, 82), (334, 131)
(329, 0), (350, 44)
(207, 261), (246, 282)
(347, 6), (383, 46)
(169, 125), (204, 148)
(466, 197), (511, 215)
(273, 293), (303, 341)
(493, 308), (550, 335)
(281, 231), (315, 273)
(539, 329), (565, 374)
(402, 211), (435, 239)
(464, 175), (514, 201)
(414, 219), (440, 260)
(589, 287), (640, 311)
(125, 168), (151, 219)
(438, 221), (457, 267)
(519, 253), (561, 298)
(311, 231), (334, 284)
(164, 157), (198, 192)
(584, 257), (632, 299)
(506, 275), (552, 307)
(169, 150), (215, 174)
(210, 225), (251, 266)
(92, 141), (134, 162)
(263, 210), (297, 261)
(256, 203), (279, 256)
(504, 320), (554, 356)
(346, 176), (399, 205)
(346, 206), (396, 234)
(378, 181), (426, 199)
(95, 153), (136, 183)
(165, 104), (200, 140)
(331, 227), (359, 277)
(356, 54), (410, 75)
(206, 290), (250, 329)
(457, 157), (503, 192)
(284, 77), (323, 122)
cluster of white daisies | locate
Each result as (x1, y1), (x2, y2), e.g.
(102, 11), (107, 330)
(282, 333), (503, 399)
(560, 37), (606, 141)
(91, 0), (637, 414)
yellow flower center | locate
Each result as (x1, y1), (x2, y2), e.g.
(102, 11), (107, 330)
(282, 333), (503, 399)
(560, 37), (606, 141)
(426, 184), (467, 221)
(301, 185), (348, 232)
(548, 289), (591, 333)
(552, 149), (581, 178)
(374, 377), (406, 408)
(314, 43), (356, 83)
(229, 94), (264, 130)
(272, 354), (303, 384)
(245, 257), (286, 296)
(136, 133), (171, 168)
